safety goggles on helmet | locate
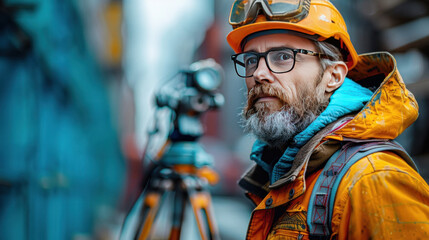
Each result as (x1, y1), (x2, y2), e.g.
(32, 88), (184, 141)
(229, 0), (311, 29)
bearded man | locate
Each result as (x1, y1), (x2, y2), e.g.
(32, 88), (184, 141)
(227, 0), (429, 239)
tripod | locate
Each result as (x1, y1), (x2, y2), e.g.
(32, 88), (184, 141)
(123, 59), (224, 240)
(130, 115), (220, 240)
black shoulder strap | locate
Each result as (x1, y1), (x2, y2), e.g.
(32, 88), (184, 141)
(307, 140), (416, 238)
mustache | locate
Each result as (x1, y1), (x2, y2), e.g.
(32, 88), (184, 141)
(246, 84), (289, 109)
(243, 84), (291, 119)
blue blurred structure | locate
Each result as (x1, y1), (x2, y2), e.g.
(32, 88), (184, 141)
(0, 1), (125, 239)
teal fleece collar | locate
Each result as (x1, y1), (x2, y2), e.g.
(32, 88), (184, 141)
(250, 77), (374, 184)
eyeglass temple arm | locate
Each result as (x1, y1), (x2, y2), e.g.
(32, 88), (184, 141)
(297, 49), (328, 58)
(231, 56), (246, 67)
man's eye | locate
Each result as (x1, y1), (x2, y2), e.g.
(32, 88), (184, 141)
(272, 51), (293, 61)
(279, 53), (292, 60)
(244, 56), (258, 66)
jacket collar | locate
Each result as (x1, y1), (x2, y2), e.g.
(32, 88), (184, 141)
(239, 115), (351, 198)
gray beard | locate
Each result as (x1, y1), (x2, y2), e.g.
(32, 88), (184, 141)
(242, 69), (329, 149)
(241, 104), (319, 149)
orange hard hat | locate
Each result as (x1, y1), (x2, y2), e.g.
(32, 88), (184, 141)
(226, 0), (359, 70)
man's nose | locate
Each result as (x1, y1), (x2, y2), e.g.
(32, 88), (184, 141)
(252, 57), (275, 84)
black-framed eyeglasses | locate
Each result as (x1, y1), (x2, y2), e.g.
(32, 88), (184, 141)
(231, 47), (327, 78)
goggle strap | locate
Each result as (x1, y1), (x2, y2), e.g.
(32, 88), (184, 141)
(323, 37), (349, 62)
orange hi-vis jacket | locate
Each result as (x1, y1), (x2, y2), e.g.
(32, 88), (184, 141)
(239, 52), (429, 240)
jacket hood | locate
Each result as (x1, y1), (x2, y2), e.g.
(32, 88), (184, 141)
(327, 52), (419, 141)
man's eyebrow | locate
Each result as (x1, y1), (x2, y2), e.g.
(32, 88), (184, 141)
(269, 46), (293, 51)
(243, 46), (293, 53)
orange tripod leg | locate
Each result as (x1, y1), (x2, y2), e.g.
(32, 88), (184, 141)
(135, 192), (163, 240)
(188, 189), (220, 240)
(168, 185), (186, 240)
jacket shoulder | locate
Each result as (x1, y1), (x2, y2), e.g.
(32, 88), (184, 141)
(331, 151), (429, 239)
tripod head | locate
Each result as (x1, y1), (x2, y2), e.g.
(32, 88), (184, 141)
(153, 59), (224, 168)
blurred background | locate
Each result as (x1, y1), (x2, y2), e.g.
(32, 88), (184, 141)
(1, 0), (428, 239)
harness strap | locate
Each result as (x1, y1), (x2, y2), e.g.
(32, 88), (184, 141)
(307, 140), (415, 238)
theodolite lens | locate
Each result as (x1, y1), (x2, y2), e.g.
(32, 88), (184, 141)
(190, 59), (223, 92)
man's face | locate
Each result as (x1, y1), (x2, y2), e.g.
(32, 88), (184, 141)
(241, 33), (330, 148)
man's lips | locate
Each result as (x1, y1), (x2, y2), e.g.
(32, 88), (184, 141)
(255, 95), (279, 104)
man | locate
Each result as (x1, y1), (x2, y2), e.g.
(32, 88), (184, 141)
(226, 0), (429, 239)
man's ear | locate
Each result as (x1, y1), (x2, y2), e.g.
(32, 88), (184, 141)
(325, 62), (348, 93)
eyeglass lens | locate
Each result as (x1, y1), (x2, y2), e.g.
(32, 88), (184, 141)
(234, 48), (295, 77)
